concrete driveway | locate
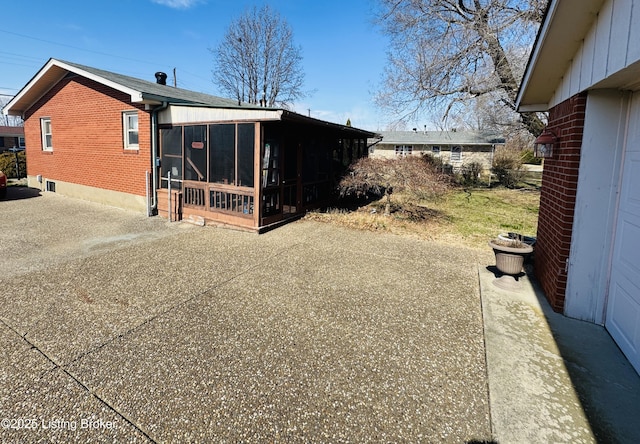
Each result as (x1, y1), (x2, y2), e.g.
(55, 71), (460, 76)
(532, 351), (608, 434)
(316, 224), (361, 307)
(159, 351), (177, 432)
(0, 191), (491, 442)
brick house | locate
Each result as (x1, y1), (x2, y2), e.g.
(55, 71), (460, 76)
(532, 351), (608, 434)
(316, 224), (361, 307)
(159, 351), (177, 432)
(369, 130), (505, 172)
(0, 126), (25, 153)
(517, 0), (640, 375)
(2, 58), (374, 231)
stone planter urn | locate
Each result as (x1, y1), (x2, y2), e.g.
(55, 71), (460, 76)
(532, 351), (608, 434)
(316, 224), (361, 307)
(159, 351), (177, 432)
(489, 238), (534, 286)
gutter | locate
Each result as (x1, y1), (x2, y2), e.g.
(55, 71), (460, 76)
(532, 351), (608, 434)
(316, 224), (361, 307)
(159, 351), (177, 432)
(149, 101), (168, 215)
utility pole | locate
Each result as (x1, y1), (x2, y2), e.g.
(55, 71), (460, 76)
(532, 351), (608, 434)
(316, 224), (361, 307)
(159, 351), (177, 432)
(173, 68), (177, 87)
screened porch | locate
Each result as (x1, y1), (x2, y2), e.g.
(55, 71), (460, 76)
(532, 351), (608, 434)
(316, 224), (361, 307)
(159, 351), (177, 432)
(156, 116), (373, 231)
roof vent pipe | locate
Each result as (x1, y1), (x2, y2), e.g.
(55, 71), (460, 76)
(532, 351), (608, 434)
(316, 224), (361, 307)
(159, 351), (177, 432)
(155, 72), (167, 85)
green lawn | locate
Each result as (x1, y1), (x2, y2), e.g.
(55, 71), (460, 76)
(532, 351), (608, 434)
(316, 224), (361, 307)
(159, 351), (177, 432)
(306, 187), (540, 250)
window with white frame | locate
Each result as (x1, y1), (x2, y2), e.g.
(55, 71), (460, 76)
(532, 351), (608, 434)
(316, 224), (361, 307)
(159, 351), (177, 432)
(123, 111), (139, 150)
(41, 118), (53, 151)
(431, 145), (440, 155)
(19, 136), (25, 148)
(451, 145), (462, 162)
(394, 145), (413, 157)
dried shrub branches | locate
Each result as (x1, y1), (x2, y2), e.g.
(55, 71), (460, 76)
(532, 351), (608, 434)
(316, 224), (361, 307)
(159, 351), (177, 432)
(338, 156), (453, 201)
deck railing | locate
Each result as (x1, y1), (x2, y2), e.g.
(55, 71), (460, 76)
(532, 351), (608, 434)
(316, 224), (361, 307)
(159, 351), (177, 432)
(183, 180), (254, 217)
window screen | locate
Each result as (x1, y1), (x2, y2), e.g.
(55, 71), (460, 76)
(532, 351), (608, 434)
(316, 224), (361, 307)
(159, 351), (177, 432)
(209, 124), (235, 185)
(184, 125), (207, 181)
(237, 123), (254, 187)
(160, 126), (183, 186)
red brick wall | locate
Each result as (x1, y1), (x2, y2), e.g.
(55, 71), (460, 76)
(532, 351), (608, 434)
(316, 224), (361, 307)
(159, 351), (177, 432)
(535, 93), (587, 312)
(23, 76), (151, 196)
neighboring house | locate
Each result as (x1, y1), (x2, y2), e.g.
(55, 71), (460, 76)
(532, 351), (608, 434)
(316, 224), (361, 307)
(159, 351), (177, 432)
(517, 0), (640, 375)
(0, 126), (25, 153)
(369, 130), (505, 171)
(2, 58), (375, 232)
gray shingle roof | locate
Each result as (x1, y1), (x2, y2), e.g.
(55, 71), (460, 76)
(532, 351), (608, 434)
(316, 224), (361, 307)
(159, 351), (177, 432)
(4, 58), (376, 138)
(61, 60), (268, 109)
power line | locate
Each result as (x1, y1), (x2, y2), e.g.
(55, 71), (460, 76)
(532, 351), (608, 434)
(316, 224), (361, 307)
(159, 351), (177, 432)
(0, 28), (215, 94)
(0, 50), (43, 62)
(0, 28), (165, 68)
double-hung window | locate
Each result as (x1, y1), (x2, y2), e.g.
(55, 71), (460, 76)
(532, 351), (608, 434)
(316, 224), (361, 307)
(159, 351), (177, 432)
(123, 111), (139, 150)
(41, 117), (53, 151)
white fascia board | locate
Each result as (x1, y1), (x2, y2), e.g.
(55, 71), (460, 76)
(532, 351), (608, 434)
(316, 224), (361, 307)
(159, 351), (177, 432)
(3, 58), (146, 116)
(516, 0), (559, 110)
(2, 59), (64, 115)
(52, 59), (144, 102)
(518, 103), (549, 113)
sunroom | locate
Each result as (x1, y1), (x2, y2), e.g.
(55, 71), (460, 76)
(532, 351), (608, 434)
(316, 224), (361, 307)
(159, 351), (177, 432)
(156, 106), (374, 232)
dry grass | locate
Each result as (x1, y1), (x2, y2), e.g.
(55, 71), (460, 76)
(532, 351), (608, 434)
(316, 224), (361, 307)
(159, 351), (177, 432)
(305, 187), (540, 251)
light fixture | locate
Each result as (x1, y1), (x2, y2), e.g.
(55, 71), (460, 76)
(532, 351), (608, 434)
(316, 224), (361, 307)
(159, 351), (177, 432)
(534, 128), (557, 158)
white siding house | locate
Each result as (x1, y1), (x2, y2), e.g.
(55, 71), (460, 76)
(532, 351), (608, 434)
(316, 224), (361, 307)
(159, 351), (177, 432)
(368, 130), (505, 171)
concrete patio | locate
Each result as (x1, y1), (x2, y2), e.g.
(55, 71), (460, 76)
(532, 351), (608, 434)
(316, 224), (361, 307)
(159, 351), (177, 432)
(0, 189), (638, 442)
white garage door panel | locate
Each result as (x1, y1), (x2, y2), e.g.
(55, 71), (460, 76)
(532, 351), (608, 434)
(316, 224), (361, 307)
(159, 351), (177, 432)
(608, 277), (639, 356)
(606, 96), (640, 375)
(615, 215), (640, 276)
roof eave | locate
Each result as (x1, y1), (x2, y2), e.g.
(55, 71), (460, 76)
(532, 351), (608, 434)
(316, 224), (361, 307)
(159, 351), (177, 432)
(2, 58), (149, 116)
(516, 0), (605, 112)
(518, 103), (549, 113)
(280, 110), (377, 138)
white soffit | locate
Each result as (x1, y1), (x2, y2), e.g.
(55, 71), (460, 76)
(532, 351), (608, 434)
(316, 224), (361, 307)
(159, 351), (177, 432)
(517, 0), (605, 111)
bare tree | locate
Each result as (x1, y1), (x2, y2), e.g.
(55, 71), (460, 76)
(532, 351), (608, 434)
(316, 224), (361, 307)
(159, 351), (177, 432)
(0, 95), (24, 127)
(211, 5), (305, 108)
(375, 0), (547, 137)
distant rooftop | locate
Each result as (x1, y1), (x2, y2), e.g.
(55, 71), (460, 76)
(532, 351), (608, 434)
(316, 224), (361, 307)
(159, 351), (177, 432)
(0, 126), (24, 136)
(374, 130), (505, 145)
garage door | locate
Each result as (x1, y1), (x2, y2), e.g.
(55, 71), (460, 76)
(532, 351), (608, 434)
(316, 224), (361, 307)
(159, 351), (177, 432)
(606, 93), (640, 375)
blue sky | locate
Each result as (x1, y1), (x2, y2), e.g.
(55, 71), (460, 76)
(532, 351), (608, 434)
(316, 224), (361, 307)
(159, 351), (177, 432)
(0, 0), (390, 131)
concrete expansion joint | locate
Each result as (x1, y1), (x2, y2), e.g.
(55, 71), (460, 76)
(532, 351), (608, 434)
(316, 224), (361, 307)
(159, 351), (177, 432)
(476, 266), (497, 442)
(1, 314), (157, 442)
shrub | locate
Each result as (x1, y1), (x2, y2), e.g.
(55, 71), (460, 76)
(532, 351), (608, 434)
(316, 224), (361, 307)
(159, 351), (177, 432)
(521, 149), (542, 165)
(0, 152), (26, 178)
(492, 147), (525, 188)
(459, 161), (484, 187)
(421, 153), (453, 174)
(338, 156), (452, 202)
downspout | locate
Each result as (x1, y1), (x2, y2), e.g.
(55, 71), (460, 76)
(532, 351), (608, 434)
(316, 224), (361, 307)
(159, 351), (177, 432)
(150, 101), (169, 215)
